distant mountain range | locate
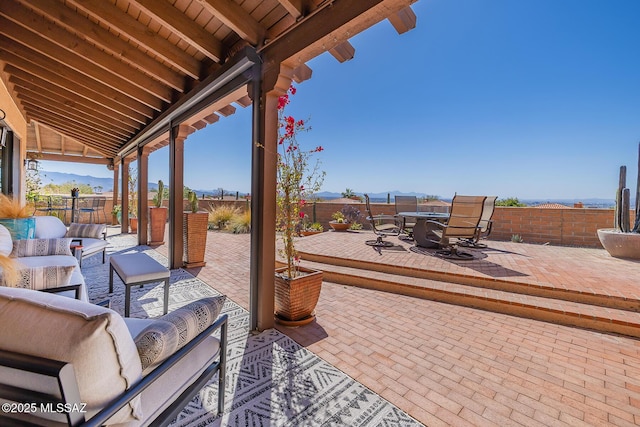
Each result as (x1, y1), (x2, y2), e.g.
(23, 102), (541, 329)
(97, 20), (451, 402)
(40, 171), (114, 192)
(40, 171), (617, 206)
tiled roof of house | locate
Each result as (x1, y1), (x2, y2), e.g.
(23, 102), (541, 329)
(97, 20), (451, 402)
(534, 203), (572, 209)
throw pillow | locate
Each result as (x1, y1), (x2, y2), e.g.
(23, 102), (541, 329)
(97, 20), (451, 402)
(66, 223), (106, 239)
(11, 238), (73, 257)
(134, 295), (226, 371)
(1, 264), (76, 290)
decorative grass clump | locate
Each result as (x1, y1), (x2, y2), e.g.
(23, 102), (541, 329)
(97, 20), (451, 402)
(0, 255), (19, 287)
(208, 204), (240, 230)
(228, 210), (251, 234)
(0, 194), (33, 218)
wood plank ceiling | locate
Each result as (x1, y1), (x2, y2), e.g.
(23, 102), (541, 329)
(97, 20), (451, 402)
(0, 0), (417, 165)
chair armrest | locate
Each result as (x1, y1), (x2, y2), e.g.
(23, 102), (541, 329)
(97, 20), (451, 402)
(366, 214), (398, 221)
(82, 313), (228, 427)
(41, 284), (82, 300)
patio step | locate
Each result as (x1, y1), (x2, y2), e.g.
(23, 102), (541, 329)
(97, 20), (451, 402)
(299, 258), (640, 339)
(298, 250), (640, 313)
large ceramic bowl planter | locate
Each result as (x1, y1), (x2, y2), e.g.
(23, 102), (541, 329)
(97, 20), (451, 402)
(149, 207), (168, 245)
(597, 229), (640, 260)
(274, 266), (323, 326)
(329, 221), (350, 232)
(183, 211), (208, 268)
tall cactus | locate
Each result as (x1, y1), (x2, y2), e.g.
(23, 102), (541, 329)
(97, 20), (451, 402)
(615, 142), (640, 233)
(188, 191), (199, 213)
(155, 179), (164, 208)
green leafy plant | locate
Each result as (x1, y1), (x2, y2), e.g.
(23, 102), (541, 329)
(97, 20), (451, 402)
(331, 211), (346, 223)
(511, 234), (524, 243)
(112, 204), (121, 215)
(496, 197), (526, 207)
(349, 222), (363, 230)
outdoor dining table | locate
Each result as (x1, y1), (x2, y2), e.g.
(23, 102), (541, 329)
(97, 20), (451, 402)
(398, 211), (450, 248)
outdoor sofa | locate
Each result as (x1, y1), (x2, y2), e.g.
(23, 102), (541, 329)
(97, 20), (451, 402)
(0, 286), (227, 426)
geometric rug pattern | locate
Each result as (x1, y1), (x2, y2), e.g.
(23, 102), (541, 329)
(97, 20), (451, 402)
(81, 234), (422, 426)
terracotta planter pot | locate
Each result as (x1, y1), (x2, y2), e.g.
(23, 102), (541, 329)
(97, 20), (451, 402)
(183, 212), (208, 268)
(275, 266), (323, 324)
(149, 207), (168, 245)
(329, 221), (350, 232)
(597, 228), (640, 260)
(300, 230), (322, 236)
(129, 217), (138, 233)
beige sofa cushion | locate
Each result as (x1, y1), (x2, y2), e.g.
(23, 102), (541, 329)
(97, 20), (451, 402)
(0, 287), (143, 424)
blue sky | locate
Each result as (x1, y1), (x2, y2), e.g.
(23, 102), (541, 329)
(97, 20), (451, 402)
(41, 0), (640, 200)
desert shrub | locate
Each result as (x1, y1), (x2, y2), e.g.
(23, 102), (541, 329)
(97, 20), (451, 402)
(496, 197), (527, 207)
(208, 204), (239, 230)
(228, 210), (251, 234)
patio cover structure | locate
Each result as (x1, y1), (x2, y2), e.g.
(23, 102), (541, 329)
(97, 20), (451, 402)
(0, 0), (418, 331)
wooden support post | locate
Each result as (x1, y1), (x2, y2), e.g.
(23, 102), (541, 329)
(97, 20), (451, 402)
(112, 162), (120, 225)
(121, 158), (131, 234)
(138, 146), (150, 245)
(168, 124), (194, 269)
(249, 64), (293, 332)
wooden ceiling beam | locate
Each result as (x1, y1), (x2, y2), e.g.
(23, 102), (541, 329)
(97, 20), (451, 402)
(0, 36), (159, 117)
(215, 105), (236, 117)
(4, 63), (151, 125)
(19, 0), (186, 91)
(130, 0), (223, 61)
(34, 121), (42, 152)
(292, 63), (313, 83)
(388, 6), (417, 34)
(9, 75), (142, 130)
(18, 93), (132, 140)
(30, 119), (118, 157)
(277, 0), (306, 19)
(65, 0), (201, 79)
(22, 103), (128, 145)
(196, 0), (265, 46)
(329, 41), (355, 62)
(16, 87), (136, 137)
(37, 152), (111, 166)
(0, 13), (170, 107)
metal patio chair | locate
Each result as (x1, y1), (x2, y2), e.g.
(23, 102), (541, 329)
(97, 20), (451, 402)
(394, 195), (418, 237)
(364, 194), (402, 247)
(459, 196), (497, 248)
(425, 195), (486, 260)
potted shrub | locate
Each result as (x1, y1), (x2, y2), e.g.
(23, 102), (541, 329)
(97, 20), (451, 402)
(329, 205), (361, 231)
(149, 180), (168, 245)
(183, 191), (208, 268)
(267, 84), (325, 325)
(0, 194), (36, 240)
(298, 213), (323, 236)
(112, 204), (122, 225)
(597, 143), (640, 259)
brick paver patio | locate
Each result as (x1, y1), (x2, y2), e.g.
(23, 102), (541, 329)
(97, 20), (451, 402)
(155, 230), (640, 426)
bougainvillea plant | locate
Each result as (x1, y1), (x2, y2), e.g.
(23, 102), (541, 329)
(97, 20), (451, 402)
(276, 85), (325, 278)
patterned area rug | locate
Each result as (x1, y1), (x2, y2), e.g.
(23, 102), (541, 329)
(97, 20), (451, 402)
(81, 235), (422, 427)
